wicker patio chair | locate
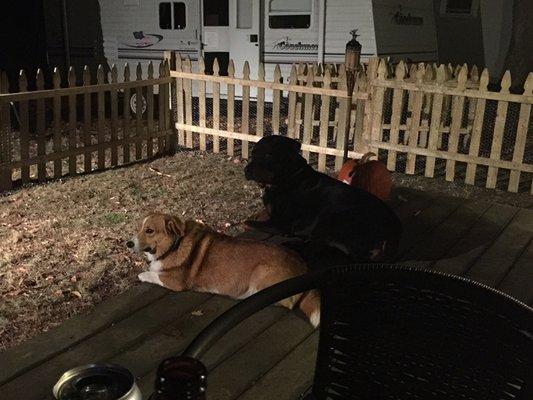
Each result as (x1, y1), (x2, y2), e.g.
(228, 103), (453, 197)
(182, 265), (533, 399)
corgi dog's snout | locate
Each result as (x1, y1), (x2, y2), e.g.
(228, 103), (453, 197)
(126, 236), (140, 252)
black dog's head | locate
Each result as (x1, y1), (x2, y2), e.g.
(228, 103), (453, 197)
(245, 135), (307, 185)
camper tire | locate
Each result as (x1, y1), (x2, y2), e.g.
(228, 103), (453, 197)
(130, 93), (147, 115)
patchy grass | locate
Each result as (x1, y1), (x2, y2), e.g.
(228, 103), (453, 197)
(0, 151), (262, 351)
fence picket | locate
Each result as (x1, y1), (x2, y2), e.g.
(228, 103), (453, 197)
(486, 71), (511, 189)
(508, 73), (532, 192)
(387, 61), (405, 170)
(98, 65), (107, 167)
(256, 63), (265, 139)
(198, 57), (207, 151)
(419, 65), (434, 148)
(302, 67), (315, 161)
(146, 62), (154, 158)
(354, 66), (367, 153)
(53, 68), (62, 178)
(359, 68), (373, 153)
(160, 59), (172, 153)
(122, 64), (131, 163)
(405, 66), (425, 174)
(287, 65), (298, 138)
(35, 69), (46, 181)
(227, 60), (235, 156)
(318, 67), (332, 172)
(110, 65), (119, 165)
(241, 61), (250, 159)
(134, 63), (143, 160)
(465, 69), (489, 185)
(335, 65), (349, 170)
(0, 72), (12, 190)
(272, 64), (282, 135)
(212, 58), (220, 153)
(18, 70), (30, 182)
(425, 65), (446, 177)
(67, 67), (77, 175)
(163, 56), (175, 154)
(444, 65), (467, 181)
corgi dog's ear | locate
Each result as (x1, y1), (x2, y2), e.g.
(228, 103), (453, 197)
(165, 215), (186, 236)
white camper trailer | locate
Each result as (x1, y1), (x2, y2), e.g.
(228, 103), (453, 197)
(96, 0), (438, 79)
(45, 0), (439, 109)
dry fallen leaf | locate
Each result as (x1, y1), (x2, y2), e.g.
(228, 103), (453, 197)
(71, 290), (82, 299)
(191, 310), (204, 316)
(11, 231), (23, 244)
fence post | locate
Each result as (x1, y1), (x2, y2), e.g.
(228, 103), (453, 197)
(0, 71), (12, 191)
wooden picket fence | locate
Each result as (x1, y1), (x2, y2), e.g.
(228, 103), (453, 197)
(0, 58), (173, 191)
(370, 60), (533, 193)
(1, 53), (532, 194)
(170, 54), (533, 193)
(169, 54), (369, 172)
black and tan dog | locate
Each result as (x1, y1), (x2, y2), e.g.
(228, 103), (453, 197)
(244, 135), (402, 263)
(126, 213), (320, 327)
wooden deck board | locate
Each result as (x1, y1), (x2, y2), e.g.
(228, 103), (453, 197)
(395, 196), (464, 260)
(236, 331), (319, 400)
(432, 203), (519, 276)
(0, 284), (168, 385)
(205, 313), (314, 400)
(135, 306), (290, 396)
(3, 291), (211, 400)
(402, 200), (492, 265)
(497, 239), (533, 304)
(465, 208), (533, 287)
(2, 188), (532, 400)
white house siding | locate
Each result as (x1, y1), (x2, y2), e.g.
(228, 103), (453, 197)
(372, 0), (438, 63)
(324, 0), (377, 64)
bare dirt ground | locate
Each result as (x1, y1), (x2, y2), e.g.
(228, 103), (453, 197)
(0, 151), (262, 351)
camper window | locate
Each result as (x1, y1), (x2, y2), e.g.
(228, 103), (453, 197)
(268, 0), (312, 29)
(159, 2), (186, 30)
(204, 0), (229, 26)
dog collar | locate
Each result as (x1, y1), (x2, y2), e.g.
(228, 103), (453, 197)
(155, 235), (182, 261)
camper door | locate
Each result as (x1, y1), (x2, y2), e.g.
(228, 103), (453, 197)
(229, 0), (261, 93)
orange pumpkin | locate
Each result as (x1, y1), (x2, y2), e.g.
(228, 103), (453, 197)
(337, 152), (393, 201)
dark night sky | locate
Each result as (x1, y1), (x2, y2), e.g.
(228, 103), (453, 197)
(0, 0), (47, 87)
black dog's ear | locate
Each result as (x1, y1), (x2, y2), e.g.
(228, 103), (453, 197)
(290, 138), (301, 153)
